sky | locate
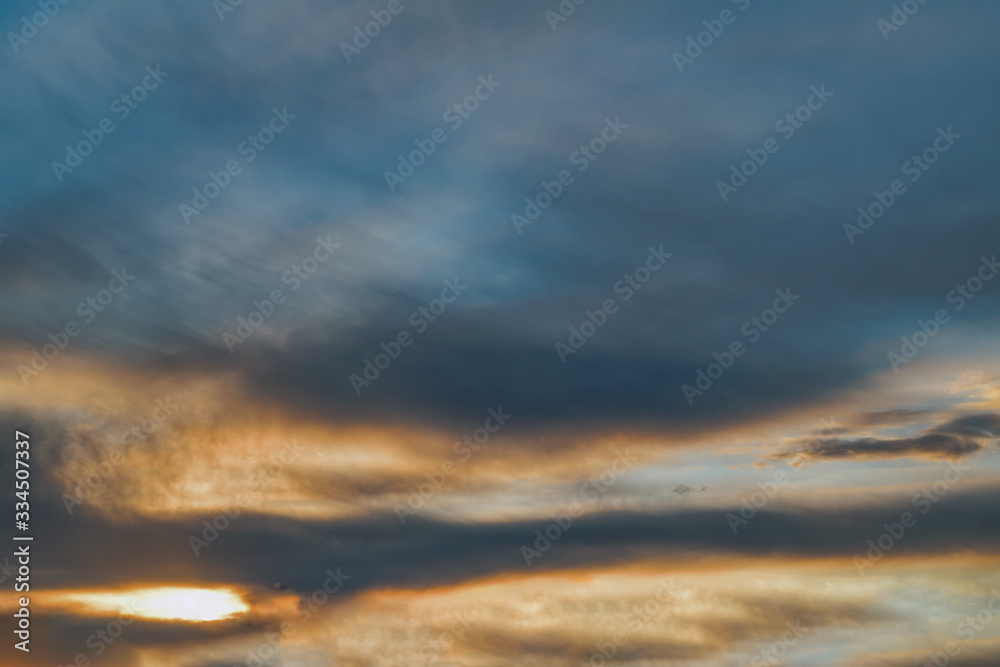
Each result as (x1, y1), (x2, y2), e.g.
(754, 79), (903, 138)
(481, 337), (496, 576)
(1, 0), (999, 665)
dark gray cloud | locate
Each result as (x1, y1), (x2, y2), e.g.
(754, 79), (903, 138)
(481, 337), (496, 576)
(933, 413), (1000, 438)
(769, 412), (999, 462)
(862, 647), (1000, 667)
(27, 486), (1000, 596)
(1, 0), (998, 436)
(783, 433), (983, 461)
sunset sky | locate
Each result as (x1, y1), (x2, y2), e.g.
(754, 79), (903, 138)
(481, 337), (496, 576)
(2, 1), (1000, 665)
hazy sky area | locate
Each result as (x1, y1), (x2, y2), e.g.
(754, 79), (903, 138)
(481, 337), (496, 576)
(1, 1), (999, 665)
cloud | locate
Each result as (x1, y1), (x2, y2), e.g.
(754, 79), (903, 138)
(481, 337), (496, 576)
(778, 433), (983, 461)
(2, 0), (1000, 663)
(933, 412), (1000, 438)
(768, 412), (999, 462)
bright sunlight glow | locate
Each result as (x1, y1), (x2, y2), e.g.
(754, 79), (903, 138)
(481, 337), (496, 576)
(61, 586), (250, 622)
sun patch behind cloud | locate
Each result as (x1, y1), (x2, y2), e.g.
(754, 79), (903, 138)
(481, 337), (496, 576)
(58, 587), (250, 622)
